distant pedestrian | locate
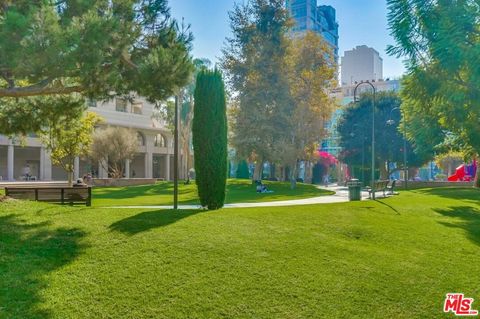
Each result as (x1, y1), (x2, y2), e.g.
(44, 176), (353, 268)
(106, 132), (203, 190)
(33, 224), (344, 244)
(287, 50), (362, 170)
(323, 174), (329, 187)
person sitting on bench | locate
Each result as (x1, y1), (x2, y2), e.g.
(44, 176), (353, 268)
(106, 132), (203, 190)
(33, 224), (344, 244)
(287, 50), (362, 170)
(73, 178), (87, 187)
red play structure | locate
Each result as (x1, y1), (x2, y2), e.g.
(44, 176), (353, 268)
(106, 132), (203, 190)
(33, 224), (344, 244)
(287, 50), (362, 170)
(448, 160), (477, 182)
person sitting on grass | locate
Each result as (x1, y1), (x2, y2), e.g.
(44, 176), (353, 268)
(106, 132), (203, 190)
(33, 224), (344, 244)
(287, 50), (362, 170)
(255, 180), (273, 194)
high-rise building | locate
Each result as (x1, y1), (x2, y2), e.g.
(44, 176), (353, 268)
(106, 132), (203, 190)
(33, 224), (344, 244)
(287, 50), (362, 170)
(341, 45), (383, 86)
(286, 0), (339, 61)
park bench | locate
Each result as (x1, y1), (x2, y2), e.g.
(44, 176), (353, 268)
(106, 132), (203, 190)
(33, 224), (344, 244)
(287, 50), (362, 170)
(365, 180), (390, 198)
(386, 180), (397, 195)
(4, 186), (92, 206)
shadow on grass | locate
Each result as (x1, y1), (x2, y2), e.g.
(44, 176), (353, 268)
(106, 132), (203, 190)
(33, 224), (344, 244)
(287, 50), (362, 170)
(414, 187), (480, 204)
(94, 180), (333, 207)
(434, 206), (480, 246)
(0, 214), (85, 318)
(94, 182), (197, 201)
(109, 209), (203, 235)
(374, 199), (400, 215)
(35, 206), (91, 215)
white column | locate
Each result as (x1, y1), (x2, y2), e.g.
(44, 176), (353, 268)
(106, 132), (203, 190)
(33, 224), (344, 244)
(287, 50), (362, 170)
(40, 147), (52, 181)
(165, 154), (170, 181)
(98, 159), (108, 179)
(125, 159), (130, 179)
(7, 142), (14, 181)
(145, 152), (153, 178)
(74, 157), (80, 180)
(179, 155), (184, 180)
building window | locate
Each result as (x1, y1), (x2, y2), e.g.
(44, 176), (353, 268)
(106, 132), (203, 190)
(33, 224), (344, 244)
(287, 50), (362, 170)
(137, 132), (146, 146)
(154, 134), (167, 147)
(116, 98), (127, 112)
(132, 102), (143, 115)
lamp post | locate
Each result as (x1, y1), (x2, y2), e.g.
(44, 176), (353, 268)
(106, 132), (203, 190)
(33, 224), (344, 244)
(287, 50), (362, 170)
(354, 81), (376, 199)
(386, 106), (408, 190)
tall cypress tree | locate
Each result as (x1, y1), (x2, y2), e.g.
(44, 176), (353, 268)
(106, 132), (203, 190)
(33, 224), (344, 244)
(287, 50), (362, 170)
(236, 160), (250, 179)
(192, 69), (228, 210)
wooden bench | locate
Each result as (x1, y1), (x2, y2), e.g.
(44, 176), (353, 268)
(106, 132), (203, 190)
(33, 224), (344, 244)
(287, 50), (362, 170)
(365, 180), (390, 198)
(386, 180), (397, 195)
(4, 186), (92, 206)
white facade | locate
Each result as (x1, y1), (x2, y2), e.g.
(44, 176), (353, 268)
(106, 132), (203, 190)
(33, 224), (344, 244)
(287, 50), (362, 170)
(337, 79), (401, 104)
(0, 96), (175, 181)
(341, 45), (383, 86)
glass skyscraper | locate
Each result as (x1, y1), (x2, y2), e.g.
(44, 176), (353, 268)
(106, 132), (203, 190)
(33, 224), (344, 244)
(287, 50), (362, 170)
(286, 0), (339, 61)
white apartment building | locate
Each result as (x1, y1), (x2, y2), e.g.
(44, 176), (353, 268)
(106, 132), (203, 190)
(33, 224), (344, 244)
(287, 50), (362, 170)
(322, 79), (401, 156)
(341, 45), (383, 86)
(338, 78), (401, 103)
(0, 96), (175, 181)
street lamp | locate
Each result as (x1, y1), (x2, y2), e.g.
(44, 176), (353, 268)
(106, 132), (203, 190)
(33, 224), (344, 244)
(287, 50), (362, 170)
(386, 106), (408, 190)
(353, 81), (376, 199)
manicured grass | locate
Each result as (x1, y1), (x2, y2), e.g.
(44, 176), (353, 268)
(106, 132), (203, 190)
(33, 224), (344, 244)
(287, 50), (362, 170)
(1, 188), (480, 318)
(92, 179), (333, 207)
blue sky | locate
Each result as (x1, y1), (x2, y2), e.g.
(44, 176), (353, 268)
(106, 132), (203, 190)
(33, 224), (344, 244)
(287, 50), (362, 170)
(169, 0), (405, 79)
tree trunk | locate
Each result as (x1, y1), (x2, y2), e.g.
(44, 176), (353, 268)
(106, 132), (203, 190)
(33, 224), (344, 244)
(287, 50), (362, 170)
(304, 161), (313, 184)
(184, 95), (194, 182)
(186, 150), (193, 182)
(475, 167), (480, 188)
(182, 150), (188, 180)
(380, 161), (389, 180)
(252, 160), (263, 182)
(270, 163), (276, 180)
(68, 171), (74, 187)
(290, 161), (297, 189)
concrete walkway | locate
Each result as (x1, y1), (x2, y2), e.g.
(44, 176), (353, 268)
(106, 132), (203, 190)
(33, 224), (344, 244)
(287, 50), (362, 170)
(109, 185), (372, 210)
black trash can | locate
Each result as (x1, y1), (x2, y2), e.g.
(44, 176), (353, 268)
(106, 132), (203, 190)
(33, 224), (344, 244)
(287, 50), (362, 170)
(347, 179), (362, 201)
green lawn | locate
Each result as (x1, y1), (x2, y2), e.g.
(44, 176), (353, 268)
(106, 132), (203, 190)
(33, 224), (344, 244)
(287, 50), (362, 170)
(92, 179), (333, 206)
(1, 188), (480, 318)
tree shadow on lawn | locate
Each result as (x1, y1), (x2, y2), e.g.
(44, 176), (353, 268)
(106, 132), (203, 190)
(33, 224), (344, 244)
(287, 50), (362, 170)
(0, 214), (86, 319)
(94, 180), (331, 206)
(373, 199), (400, 215)
(414, 187), (480, 204)
(224, 181), (331, 203)
(109, 209), (203, 235)
(35, 206), (91, 216)
(94, 183), (196, 200)
(434, 206), (480, 246)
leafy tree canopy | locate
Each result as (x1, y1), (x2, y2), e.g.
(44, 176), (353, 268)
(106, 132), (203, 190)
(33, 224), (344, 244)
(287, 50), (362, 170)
(0, 0), (193, 101)
(222, 0), (293, 168)
(0, 94), (85, 135)
(387, 0), (480, 185)
(90, 126), (139, 179)
(338, 92), (428, 179)
(40, 109), (102, 185)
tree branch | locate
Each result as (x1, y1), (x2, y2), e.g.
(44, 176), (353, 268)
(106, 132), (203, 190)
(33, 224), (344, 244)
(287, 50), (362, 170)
(0, 82), (84, 98)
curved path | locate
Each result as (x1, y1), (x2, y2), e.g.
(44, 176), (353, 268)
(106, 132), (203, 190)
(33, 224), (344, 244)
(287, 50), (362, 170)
(109, 185), (372, 210)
